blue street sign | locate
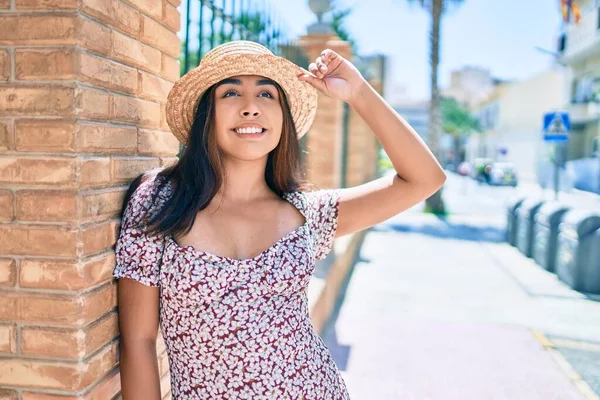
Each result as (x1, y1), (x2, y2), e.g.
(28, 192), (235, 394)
(543, 112), (570, 142)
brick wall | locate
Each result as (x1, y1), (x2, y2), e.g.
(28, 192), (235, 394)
(298, 34), (380, 190)
(0, 1), (181, 398)
(299, 35), (352, 189)
(346, 79), (383, 187)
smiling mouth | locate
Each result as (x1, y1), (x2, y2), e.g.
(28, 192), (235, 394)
(232, 127), (267, 135)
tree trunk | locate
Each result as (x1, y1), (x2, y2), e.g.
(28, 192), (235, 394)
(425, 0), (446, 214)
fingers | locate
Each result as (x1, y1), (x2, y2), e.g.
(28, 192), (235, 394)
(305, 49), (338, 82)
(298, 71), (327, 93)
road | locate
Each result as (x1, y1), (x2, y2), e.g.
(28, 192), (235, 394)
(321, 172), (600, 400)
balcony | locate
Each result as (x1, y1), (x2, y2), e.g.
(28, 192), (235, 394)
(559, 6), (600, 64)
(567, 100), (600, 123)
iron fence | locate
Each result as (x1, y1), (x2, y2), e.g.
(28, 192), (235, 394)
(180, 0), (309, 75)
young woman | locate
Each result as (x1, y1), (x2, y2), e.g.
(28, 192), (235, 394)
(114, 40), (446, 399)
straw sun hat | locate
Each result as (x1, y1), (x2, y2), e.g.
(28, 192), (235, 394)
(166, 40), (319, 145)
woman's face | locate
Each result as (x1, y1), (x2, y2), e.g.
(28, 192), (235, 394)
(213, 75), (284, 161)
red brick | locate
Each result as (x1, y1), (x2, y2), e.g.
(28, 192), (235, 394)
(21, 393), (79, 400)
(138, 128), (179, 155)
(80, 157), (111, 188)
(79, 52), (138, 94)
(0, 190), (13, 222)
(15, 120), (75, 152)
(22, 314), (117, 359)
(160, 102), (168, 129)
(80, 283), (116, 326)
(0, 225), (78, 257)
(15, 49), (76, 81)
(0, 156), (76, 185)
(127, 0), (162, 19)
(161, 53), (180, 82)
(0, 15), (77, 45)
(0, 50), (9, 82)
(0, 324), (16, 353)
(164, 2), (180, 32)
(22, 326), (81, 359)
(110, 94), (161, 126)
(141, 15), (180, 57)
(160, 156), (178, 168)
(77, 367), (120, 400)
(110, 157), (159, 181)
(76, 123), (137, 153)
(16, 190), (78, 222)
(0, 259), (16, 287)
(75, 88), (110, 120)
(0, 0), (9, 9)
(0, 120), (12, 151)
(20, 254), (115, 290)
(139, 70), (174, 102)
(77, 16), (112, 56)
(81, 0), (142, 37)
(0, 357), (80, 390)
(0, 284), (114, 327)
(0, 86), (74, 116)
(112, 30), (161, 74)
(81, 189), (124, 220)
(82, 221), (115, 256)
(16, 0), (78, 9)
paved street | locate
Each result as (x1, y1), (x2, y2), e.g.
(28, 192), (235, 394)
(322, 173), (600, 400)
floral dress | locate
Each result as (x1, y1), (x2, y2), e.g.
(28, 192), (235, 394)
(113, 169), (350, 400)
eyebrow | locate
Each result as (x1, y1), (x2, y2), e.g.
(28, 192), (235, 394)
(217, 78), (276, 87)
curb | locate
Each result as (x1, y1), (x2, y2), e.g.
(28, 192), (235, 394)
(532, 330), (599, 400)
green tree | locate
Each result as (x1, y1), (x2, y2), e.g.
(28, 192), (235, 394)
(406, 0), (466, 215)
(441, 96), (480, 166)
(330, 6), (357, 54)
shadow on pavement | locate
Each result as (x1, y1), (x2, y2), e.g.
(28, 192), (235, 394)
(372, 216), (506, 243)
(320, 253), (371, 371)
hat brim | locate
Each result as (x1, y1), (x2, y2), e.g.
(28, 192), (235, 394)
(166, 53), (318, 145)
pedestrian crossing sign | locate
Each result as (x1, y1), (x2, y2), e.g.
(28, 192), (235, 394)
(543, 112), (570, 142)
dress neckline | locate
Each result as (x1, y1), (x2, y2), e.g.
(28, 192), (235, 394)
(167, 191), (308, 264)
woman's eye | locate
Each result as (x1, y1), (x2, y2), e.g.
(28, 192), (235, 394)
(223, 90), (238, 97)
(259, 91), (274, 98)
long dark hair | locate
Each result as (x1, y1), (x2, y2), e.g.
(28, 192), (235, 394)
(119, 78), (311, 239)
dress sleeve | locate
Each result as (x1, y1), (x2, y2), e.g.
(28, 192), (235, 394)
(113, 171), (167, 287)
(304, 189), (342, 260)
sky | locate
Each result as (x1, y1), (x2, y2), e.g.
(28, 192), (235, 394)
(181, 0), (564, 104)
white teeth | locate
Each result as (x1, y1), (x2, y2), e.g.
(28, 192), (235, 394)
(235, 127), (263, 134)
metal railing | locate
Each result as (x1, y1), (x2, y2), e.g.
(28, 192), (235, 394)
(180, 0), (309, 76)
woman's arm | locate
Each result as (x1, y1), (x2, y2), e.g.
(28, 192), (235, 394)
(117, 279), (162, 400)
(299, 49), (446, 237)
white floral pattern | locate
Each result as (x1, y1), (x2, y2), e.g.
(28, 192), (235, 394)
(113, 169), (349, 399)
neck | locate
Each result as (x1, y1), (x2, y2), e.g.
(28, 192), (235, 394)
(214, 155), (273, 204)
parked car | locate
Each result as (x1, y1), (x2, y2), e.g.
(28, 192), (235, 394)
(487, 162), (518, 186)
(457, 161), (472, 177)
(471, 158), (494, 182)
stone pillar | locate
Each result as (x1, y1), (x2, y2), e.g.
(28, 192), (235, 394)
(298, 34), (352, 189)
(0, 0), (180, 398)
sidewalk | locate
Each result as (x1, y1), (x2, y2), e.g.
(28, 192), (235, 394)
(322, 211), (600, 400)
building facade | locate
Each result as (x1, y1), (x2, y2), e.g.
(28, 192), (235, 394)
(557, 0), (600, 191)
(470, 68), (566, 182)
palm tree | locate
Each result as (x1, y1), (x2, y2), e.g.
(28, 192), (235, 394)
(406, 0), (465, 214)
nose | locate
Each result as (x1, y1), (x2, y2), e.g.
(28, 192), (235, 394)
(240, 98), (260, 118)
